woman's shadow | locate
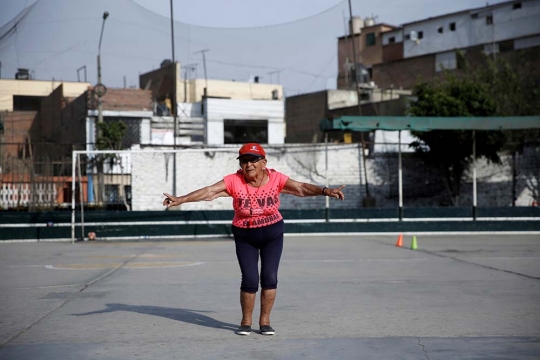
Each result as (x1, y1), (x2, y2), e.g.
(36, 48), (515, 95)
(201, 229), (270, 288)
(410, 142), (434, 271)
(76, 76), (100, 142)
(73, 303), (238, 332)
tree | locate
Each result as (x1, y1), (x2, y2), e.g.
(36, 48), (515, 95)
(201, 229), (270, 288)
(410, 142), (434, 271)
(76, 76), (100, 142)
(408, 73), (505, 206)
(478, 57), (540, 152)
(479, 58), (540, 206)
(96, 120), (127, 150)
(409, 54), (540, 206)
(93, 120), (127, 205)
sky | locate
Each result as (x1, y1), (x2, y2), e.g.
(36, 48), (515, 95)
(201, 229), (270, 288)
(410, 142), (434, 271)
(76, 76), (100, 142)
(0, 0), (507, 97)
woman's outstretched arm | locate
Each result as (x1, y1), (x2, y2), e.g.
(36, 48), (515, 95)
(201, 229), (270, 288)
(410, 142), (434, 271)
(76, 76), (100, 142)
(281, 178), (345, 200)
(163, 180), (229, 208)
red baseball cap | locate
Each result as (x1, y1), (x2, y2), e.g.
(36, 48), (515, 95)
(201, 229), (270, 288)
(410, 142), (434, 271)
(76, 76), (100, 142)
(237, 143), (266, 159)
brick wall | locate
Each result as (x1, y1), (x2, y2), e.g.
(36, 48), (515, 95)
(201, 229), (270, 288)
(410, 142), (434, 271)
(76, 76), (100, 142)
(382, 43), (404, 63)
(0, 111), (37, 159)
(139, 65), (175, 103)
(373, 53), (437, 89)
(58, 91), (87, 149)
(30, 85), (88, 158)
(285, 91), (327, 143)
(36, 84), (64, 142)
(89, 88), (152, 112)
(286, 92), (408, 145)
(373, 44), (540, 90)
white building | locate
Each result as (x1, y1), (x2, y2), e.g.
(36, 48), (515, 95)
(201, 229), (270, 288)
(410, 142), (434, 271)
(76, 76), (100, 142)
(380, 0), (540, 72)
(140, 63), (285, 145)
(402, 0), (540, 58)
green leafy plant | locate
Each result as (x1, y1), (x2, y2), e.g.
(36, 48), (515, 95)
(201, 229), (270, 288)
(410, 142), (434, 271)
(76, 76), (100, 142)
(96, 120), (127, 150)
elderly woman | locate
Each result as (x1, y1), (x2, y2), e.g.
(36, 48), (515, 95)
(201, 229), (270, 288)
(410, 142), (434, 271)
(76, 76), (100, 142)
(163, 143), (345, 336)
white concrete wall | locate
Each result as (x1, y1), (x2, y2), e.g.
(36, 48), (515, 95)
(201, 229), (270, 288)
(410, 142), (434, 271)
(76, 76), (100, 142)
(327, 90), (358, 110)
(130, 144), (538, 211)
(131, 145), (364, 211)
(404, 13), (471, 58)
(204, 98), (285, 145)
(491, 0), (540, 42)
(268, 121), (286, 144)
(382, 29), (404, 45)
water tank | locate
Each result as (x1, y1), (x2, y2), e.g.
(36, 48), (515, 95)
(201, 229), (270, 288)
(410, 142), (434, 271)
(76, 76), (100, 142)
(365, 17), (375, 27)
(160, 59), (172, 68)
(15, 68), (30, 80)
(349, 16), (364, 35)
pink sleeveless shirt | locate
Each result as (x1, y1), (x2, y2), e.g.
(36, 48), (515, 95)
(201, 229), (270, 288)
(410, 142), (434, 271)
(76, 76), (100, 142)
(224, 168), (289, 228)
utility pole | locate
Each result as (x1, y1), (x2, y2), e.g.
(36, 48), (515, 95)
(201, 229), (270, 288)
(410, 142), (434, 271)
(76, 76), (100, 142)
(347, 0), (372, 202)
(195, 49), (209, 89)
(95, 11), (109, 205)
(97, 12), (109, 130)
(170, 0), (177, 197)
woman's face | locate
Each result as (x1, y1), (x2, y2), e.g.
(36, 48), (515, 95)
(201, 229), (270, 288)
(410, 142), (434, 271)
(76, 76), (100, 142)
(239, 155), (266, 178)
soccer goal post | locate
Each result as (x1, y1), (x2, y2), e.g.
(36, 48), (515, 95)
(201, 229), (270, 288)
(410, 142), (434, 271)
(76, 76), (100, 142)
(70, 147), (241, 243)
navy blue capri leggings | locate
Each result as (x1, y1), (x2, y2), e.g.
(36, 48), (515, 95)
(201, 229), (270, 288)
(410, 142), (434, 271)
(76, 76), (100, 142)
(232, 220), (284, 293)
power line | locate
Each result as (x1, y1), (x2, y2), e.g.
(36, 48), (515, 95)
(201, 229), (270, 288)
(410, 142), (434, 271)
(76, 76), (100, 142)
(302, 53), (337, 92)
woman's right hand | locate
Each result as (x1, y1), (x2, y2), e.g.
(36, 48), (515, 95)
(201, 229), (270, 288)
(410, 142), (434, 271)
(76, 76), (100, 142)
(163, 193), (182, 208)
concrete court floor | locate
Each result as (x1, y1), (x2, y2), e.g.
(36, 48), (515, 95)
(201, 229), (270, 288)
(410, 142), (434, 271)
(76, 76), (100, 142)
(0, 234), (539, 359)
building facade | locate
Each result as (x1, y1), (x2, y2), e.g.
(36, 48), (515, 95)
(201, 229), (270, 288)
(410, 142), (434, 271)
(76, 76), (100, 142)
(336, 0), (540, 91)
(140, 62), (285, 145)
(285, 89), (411, 144)
(374, 0), (540, 89)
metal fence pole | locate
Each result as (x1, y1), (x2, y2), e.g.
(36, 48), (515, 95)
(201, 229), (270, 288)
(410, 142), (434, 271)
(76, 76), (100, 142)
(398, 130), (403, 220)
(71, 152), (76, 244)
(325, 133), (329, 222)
(472, 130), (477, 220)
(77, 153), (85, 241)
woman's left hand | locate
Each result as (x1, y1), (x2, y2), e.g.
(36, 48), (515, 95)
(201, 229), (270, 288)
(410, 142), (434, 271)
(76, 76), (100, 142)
(326, 185), (346, 200)
(163, 193), (183, 207)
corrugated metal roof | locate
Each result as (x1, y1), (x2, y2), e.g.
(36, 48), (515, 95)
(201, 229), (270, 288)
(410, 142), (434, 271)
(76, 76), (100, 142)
(320, 116), (540, 132)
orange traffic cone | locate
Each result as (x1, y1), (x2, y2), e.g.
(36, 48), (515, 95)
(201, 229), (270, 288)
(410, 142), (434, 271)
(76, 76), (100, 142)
(395, 234), (403, 247)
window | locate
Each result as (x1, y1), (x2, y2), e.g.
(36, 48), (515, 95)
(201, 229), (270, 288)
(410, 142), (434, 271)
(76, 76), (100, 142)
(449, 22), (456, 31)
(513, 2), (522, 9)
(471, 13), (479, 19)
(486, 15), (493, 25)
(366, 32), (376, 46)
(104, 118), (141, 149)
(405, 34), (411, 40)
(224, 120), (268, 144)
(13, 95), (45, 111)
(435, 51), (457, 72)
(499, 40), (514, 52)
(351, 64), (370, 85)
(438, 27), (443, 33)
(418, 31), (424, 39)
(124, 185), (132, 208)
(104, 185), (120, 203)
(484, 43), (500, 55)
(388, 36), (396, 44)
